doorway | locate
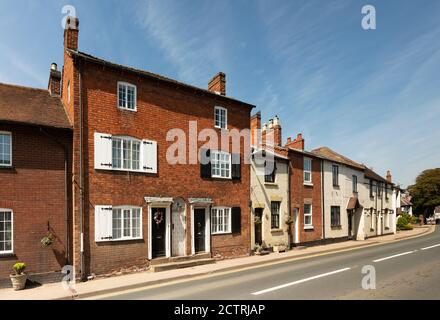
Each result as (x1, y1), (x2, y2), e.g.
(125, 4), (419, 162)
(152, 207), (166, 258)
(194, 208), (206, 253)
(254, 208), (263, 246)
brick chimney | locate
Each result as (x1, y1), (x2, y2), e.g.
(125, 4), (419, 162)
(386, 170), (392, 183)
(48, 63), (61, 96)
(261, 116), (282, 147)
(208, 72), (226, 96)
(250, 112), (261, 146)
(286, 133), (305, 150)
(64, 16), (79, 51)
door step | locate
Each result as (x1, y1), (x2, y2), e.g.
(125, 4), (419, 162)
(150, 256), (215, 272)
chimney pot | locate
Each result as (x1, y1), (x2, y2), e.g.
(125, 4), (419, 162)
(48, 64), (61, 96)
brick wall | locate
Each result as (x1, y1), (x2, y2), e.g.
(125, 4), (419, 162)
(0, 123), (72, 281)
(66, 59), (252, 276)
(288, 151), (323, 244)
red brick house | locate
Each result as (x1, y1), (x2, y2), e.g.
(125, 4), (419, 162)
(61, 17), (254, 278)
(285, 134), (323, 246)
(0, 76), (72, 286)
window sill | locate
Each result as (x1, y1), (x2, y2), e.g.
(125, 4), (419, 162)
(0, 252), (16, 258)
(303, 182), (313, 187)
(117, 106), (137, 112)
(331, 225), (342, 230)
(270, 228), (283, 233)
(212, 232), (232, 236)
(0, 165), (15, 172)
(264, 182), (278, 186)
(304, 226), (314, 230)
(97, 237), (143, 243)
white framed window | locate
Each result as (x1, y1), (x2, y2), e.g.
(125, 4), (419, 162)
(0, 209), (13, 254)
(112, 207), (142, 240)
(304, 204), (313, 228)
(211, 207), (231, 234)
(112, 136), (141, 171)
(214, 106), (227, 129)
(211, 150), (231, 178)
(117, 82), (137, 111)
(304, 158), (312, 184)
(0, 132), (12, 167)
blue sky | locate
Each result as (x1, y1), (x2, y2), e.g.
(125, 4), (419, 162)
(0, 0), (439, 187)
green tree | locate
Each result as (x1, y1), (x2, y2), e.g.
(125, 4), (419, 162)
(408, 168), (440, 217)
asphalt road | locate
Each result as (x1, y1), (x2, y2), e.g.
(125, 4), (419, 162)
(98, 226), (440, 300)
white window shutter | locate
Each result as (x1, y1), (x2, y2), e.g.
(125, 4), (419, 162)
(95, 205), (113, 242)
(141, 139), (157, 174)
(94, 132), (113, 170)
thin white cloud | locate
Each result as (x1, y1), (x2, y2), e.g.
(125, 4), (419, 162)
(134, 0), (231, 86)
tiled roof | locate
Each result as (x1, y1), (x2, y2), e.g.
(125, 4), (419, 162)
(0, 82), (71, 129)
(364, 167), (390, 184)
(311, 147), (364, 170)
(66, 49), (255, 109)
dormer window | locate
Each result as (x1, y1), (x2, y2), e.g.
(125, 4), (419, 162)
(118, 82), (137, 111)
(214, 106), (227, 129)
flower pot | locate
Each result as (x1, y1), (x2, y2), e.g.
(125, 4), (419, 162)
(273, 245), (287, 253)
(10, 273), (27, 291)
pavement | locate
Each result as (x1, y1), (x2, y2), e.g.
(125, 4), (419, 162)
(0, 225), (435, 300)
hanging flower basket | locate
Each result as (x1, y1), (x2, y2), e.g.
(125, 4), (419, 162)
(41, 233), (54, 247)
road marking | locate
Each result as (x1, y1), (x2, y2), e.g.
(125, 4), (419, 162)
(251, 267), (351, 296)
(421, 244), (440, 251)
(373, 250), (416, 263)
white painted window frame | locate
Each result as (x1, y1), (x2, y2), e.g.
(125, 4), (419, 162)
(0, 131), (12, 167)
(211, 206), (232, 235)
(304, 203), (313, 229)
(214, 106), (227, 129)
(117, 81), (137, 111)
(111, 206), (143, 241)
(211, 150), (232, 179)
(111, 136), (141, 172)
(0, 208), (13, 254)
(303, 157), (312, 184)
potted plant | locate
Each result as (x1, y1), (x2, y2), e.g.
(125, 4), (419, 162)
(41, 233), (54, 247)
(10, 262), (27, 291)
(273, 241), (288, 253)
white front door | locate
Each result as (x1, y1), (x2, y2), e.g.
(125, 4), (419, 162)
(172, 205), (186, 256)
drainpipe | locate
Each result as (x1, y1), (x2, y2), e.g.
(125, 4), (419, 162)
(287, 160), (291, 247)
(78, 59), (86, 281)
(39, 127), (70, 264)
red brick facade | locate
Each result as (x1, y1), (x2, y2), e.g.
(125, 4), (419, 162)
(61, 20), (253, 278)
(288, 150), (323, 244)
(0, 123), (72, 284)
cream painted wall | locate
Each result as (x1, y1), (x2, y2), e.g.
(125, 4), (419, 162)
(250, 158), (290, 249)
(322, 160), (364, 240)
(358, 176), (395, 239)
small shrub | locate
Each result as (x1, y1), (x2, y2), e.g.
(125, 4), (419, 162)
(12, 262), (26, 275)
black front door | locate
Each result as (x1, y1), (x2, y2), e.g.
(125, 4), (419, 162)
(254, 208), (263, 246)
(194, 209), (206, 253)
(348, 211), (353, 239)
(152, 207), (166, 258)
